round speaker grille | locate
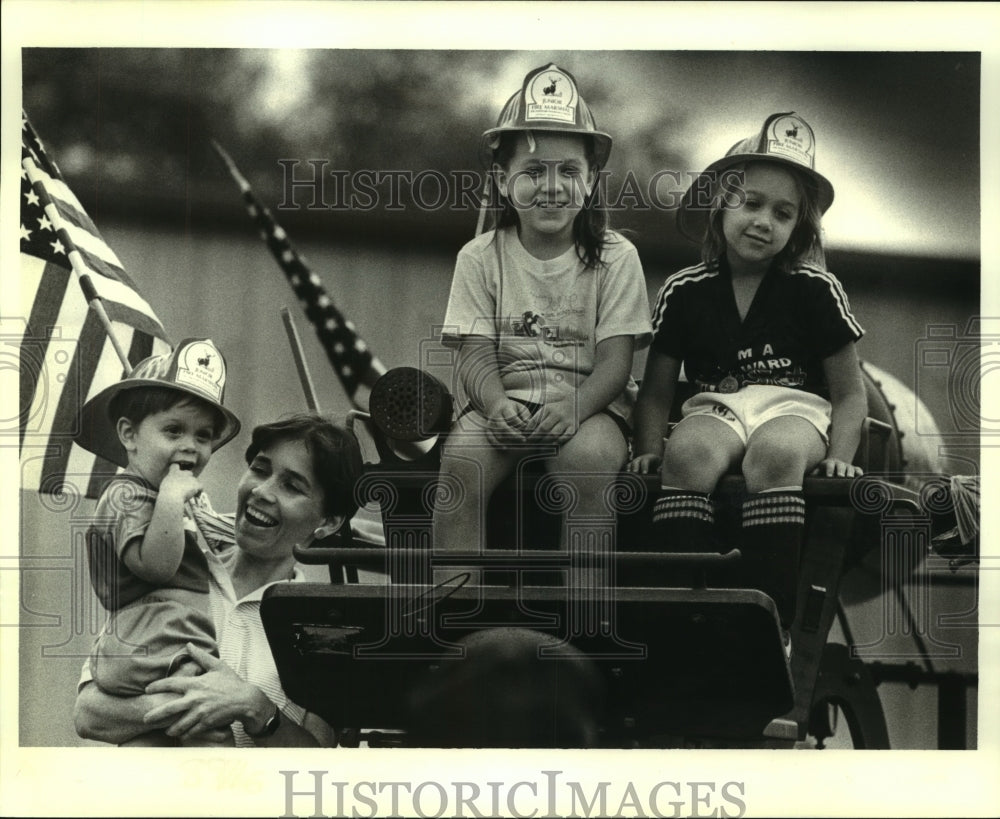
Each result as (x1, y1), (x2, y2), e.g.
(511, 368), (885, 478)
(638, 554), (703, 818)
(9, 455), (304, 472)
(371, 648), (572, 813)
(369, 367), (453, 442)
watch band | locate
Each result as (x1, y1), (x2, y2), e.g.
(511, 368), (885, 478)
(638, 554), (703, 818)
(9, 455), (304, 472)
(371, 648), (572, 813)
(248, 705), (281, 738)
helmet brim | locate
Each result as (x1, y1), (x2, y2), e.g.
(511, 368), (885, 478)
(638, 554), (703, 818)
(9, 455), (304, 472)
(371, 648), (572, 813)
(74, 378), (241, 468)
(479, 126), (613, 169)
(675, 152), (835, 244)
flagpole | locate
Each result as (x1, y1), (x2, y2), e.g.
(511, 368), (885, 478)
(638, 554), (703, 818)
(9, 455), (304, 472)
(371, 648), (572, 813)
(211, 139), (386, 412)
(22, 155), (133, 375)
(280, 306), (321, 413)
(210, 138), (252, 196)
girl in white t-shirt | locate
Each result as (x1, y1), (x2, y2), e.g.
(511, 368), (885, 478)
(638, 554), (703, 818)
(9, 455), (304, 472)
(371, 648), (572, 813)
(434, 63), (651, 557)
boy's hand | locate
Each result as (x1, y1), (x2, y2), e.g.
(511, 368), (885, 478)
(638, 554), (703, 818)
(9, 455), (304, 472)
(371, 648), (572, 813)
(159, 463), (203, 502)
(626, 453), (662, 475)
(812, 458), (863, 479)
(523, 399), (577, 445)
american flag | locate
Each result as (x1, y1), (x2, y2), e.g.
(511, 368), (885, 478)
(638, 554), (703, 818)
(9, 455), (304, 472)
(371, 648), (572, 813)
(211, 141), (386, 407)
(18, 112), (171, 499)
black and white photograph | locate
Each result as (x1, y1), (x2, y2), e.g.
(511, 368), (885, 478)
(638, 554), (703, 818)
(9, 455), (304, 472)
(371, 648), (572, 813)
(3, 1), (998, 816)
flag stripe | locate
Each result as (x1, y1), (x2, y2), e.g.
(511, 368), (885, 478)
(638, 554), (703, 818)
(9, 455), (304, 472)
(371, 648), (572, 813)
(59, 223), (129, 281)
(37, 176), (112, 242)
(39, 312), (109, 491)
(60, 220), (141, 293)
(22, 262), (90, 458)
(82, 272), (165, 332)
(126, 326), (156, 371)
(31, 155), (164, 326)
(20, 260), (70, 450)
(29, 163), (145, 296)
(29, 174), (163, 327)
(101, 300), (169, 339)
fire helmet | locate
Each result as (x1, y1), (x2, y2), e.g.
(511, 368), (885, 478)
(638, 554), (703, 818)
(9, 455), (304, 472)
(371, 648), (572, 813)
(676, 111), (835, 244)
(480, 63), (612, 168)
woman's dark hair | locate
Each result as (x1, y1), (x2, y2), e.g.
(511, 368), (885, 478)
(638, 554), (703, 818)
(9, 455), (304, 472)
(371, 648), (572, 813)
(487, 131), (610, 269)
(244, 413), (364, 520)
(702, 160), (826, 271)
(109, 386), (227, 438)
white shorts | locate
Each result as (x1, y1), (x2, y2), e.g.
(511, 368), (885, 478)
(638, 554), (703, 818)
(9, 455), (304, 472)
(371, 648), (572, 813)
(678, 385), (832, 446)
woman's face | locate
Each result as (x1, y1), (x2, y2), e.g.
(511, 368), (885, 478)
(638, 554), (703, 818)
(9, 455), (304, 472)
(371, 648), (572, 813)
(234, 437), (328, 561)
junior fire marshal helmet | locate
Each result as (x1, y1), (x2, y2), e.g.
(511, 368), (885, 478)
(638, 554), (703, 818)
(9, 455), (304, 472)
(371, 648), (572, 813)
(480, 63), (613, 168)
(74, 338), (242, 468)
(676, 111), (835, 244)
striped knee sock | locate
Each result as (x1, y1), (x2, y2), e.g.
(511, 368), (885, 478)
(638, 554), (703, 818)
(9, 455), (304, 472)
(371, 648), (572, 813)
(740, 489), (806, 628)
(651, 489), (715, 553)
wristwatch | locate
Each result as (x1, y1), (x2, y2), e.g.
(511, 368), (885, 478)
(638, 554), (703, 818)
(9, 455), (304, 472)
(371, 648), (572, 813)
(248, 704), (281, 738)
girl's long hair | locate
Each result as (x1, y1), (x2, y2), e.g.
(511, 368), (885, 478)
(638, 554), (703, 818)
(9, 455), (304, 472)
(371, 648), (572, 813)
(485, 131), (610, 269)
(701, 160), (826, 271)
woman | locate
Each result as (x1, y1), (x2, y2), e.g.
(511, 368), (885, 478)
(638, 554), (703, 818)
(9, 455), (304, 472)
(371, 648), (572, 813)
(73, 414), (364, 747)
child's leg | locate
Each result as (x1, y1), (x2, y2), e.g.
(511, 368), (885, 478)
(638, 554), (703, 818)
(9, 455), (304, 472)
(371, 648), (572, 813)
(740, 415), (826, 628)
(660, 415), (745, 493)
(546, 412), (629, 548)
(742, 415), (826, 494)
(432, 410), (522, 555)
(655, 416), (744, 553)
(545, 412), (627, 598)
(91, 596), (217, 697)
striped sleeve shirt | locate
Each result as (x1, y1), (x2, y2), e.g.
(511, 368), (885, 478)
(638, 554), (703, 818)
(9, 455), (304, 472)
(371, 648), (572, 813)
(650, 258), (863, 395)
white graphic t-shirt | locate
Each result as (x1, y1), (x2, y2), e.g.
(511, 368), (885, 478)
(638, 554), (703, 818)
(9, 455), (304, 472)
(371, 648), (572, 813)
(442, 227), (651, 423)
